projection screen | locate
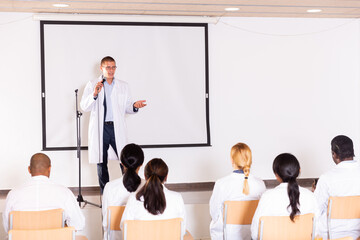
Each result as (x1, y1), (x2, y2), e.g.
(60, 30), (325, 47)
(40, 21), (210, 150)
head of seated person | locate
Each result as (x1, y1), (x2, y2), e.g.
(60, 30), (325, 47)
(136, 158), (168, 215)
(331, 135), (354, 164)
(121, 143), (144, 192)
(231, 143), (253, 195)
(28, 153), (51, 177)
(272, 153), (301, 222)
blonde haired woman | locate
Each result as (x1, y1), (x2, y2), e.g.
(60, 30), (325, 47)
(209, 143), (266, 240)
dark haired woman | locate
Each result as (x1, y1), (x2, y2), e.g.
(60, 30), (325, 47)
(102, 143), (145, 240)
(120, 158), (186, 237)
(251, 153), (319, 240)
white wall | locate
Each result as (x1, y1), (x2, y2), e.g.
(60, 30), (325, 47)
(1, 13), (359, 189)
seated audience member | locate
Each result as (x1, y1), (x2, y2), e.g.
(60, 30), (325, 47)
(102, 143), (145, 240)
(2, 153), (85, 233)
(120, 158), (186, 237)
(251, 153), (318, 240)
(209, 143), (266, 240)
(314, 135), (360, 239)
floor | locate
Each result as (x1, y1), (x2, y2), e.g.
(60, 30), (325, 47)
(0, 191), (212, 240)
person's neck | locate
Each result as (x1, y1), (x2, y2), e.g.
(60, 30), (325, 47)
(106, 78), (113, 84)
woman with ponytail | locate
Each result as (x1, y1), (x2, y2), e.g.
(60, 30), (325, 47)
(251, 153), (319, 240)
(209, 143), (266, 240)
(102, 143), (145, 240)
(120, 158), (186, 237)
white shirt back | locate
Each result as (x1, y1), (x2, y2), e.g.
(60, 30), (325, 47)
(2, 176), (85, 233)
(251, 183), (319, 240)
(102, 176), (145, 240)
(314, 160), (360, 239)
(120, 186), (186, 237)
(209, 172), (266, 240)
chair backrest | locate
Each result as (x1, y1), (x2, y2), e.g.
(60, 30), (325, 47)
(9, 208), (64, 230)
(123, 218), (183, 240)
(8, 227), (75, 240)
(327, 196), (360, 239)
(332, 237), (354, 240)
(223, 200), (259, 240)
(107, 205), (126, 239)
(258, 213), (315, 240)
(223, 200), (259, 225)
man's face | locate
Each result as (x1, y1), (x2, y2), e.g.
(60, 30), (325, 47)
(100, 61), (117, 79)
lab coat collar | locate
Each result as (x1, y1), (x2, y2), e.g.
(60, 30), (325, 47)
(31, 175), (49, 181)
(336, 160), (359, 168)
(275, 182), (289, 189)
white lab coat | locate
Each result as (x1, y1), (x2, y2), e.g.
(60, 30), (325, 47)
(209, 172), (266, 240)
(2, 176), (85, 233)
(314, 160), (360, 239)
(102, 177), (145, 240)
(120, 185), (186, 237)
(251, 183), (319, 240)
(80, 76), (136, 164)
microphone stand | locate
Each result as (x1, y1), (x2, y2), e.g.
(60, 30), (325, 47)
(75, 89), (101, 208)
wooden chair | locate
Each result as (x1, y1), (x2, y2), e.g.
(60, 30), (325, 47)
(258, 213), (315, 240)
(8, 227), (75, 240)
(8, 209), (88, 240)
(9, 208), (64, 230)
(223, 200), (259, 240)
(107, 206), (126, 240)
(327, 196), (360, 240)
(123, 217), (183, 240)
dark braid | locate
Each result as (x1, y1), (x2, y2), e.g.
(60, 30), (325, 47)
(273, 153), (300, 221)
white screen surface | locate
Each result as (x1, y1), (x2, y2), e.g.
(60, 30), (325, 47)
(41, 21), (209, 149)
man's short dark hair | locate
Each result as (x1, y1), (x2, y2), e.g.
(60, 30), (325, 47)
(331, 135), (354, 161)
(101, 56), (115, 65)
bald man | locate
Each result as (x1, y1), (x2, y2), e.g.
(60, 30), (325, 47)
(2, 153), (85, 233)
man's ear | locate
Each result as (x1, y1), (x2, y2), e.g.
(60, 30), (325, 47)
(28, 166), (31, 175)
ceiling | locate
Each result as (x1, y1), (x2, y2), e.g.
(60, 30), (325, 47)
(2, 0), (360, 18)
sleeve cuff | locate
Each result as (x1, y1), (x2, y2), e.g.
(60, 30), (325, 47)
(133, 103), (139, 112)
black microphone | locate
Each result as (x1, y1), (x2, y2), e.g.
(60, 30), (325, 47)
(96, 77), (106, 92)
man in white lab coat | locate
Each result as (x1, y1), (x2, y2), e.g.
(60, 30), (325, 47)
(80, 56), (146, 193)
(2, 153), (85, 233)
(314, 135), (360, 239)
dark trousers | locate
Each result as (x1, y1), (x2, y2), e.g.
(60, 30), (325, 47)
(97, 123), (123, 194)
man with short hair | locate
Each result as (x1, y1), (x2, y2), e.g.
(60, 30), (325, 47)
(2, 153), (85, 233)
(314, 135), (360, 239)
(81, 56), (146, 193)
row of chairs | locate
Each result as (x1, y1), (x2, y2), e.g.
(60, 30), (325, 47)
(7, 195), (360, 240)
(223, 195), (360, 240)
(8, 207), (188, 240)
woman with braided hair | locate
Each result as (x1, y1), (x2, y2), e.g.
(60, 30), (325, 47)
(210, 143), (266, 240)
(120, 158), (186, 237)
(251, 153), (319, 240)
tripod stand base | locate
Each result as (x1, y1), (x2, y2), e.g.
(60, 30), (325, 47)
(77, 194), (101, 208)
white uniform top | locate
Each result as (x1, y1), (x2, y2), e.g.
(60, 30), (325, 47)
(209, 172), (266, 240)
(251, 183), (319, 240)
(80, 76), (136, 164)
(314, 160), (360, 239)
(120, 186), (186, 237)
(102, 176), (145, 240)
(2, 176), (85, 233)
